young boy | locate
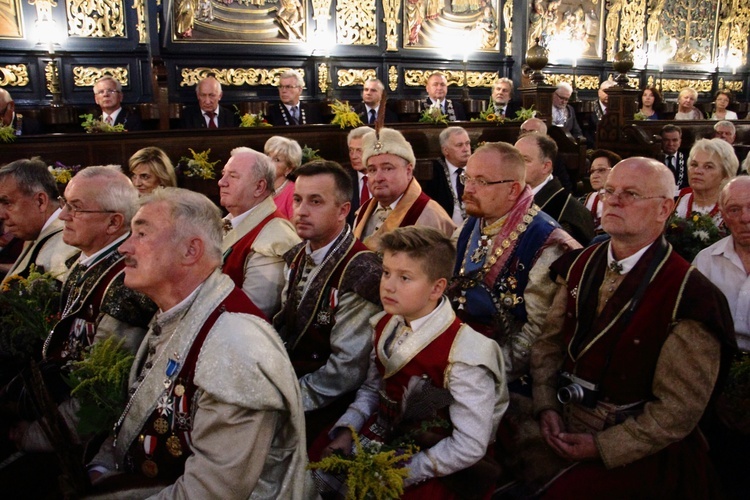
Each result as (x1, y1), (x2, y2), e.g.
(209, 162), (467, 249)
(324, 226), (508, 498)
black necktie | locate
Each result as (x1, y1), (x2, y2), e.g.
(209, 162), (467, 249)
(369, 109), (376, 124)
(666, 155), (674, 170)
(456, 167), (464, 202)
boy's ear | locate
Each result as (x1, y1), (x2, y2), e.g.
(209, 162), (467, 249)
(430, 277), (448, 300)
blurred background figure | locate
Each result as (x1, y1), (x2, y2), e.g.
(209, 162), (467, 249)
(711, 89), (738, 120)
(127, 147), (177, 195)
(580, 149), (622, 234)
(638, 86), (662, 120)
(264, 135), (302, 219)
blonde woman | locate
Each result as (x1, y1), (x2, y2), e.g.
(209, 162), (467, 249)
(128, 147), (177, 195)
(674, 87), (703, 120)
(263, 136), (302, 219)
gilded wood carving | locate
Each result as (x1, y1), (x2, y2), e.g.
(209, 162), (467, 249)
(0, 64), (29, 86)
(179, 67), (306, 87)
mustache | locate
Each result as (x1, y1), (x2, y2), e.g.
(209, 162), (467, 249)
(462, 194), (478, 204)
(124, 257), (137, 267)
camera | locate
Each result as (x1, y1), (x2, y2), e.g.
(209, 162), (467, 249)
(557, 372), (600, 408)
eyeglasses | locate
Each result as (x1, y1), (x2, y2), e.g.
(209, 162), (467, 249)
(554, 92), (571, 102)
(598, 188), (666, 205)
(459, 173), (516, 187)
(58, 196), (117, 216)
(94, 89), (120, 96)
(278, 85), (299, 90)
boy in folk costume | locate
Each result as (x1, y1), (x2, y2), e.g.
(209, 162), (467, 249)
(324, 226), (508, 498)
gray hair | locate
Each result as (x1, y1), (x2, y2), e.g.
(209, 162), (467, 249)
(75, 166), (138, 225)
(556, 82), (573, 94)
(688, 138), (739, 183)
(600, 79), (617, 90)
(196, 75), (222, 95)
(0, 158), (59, 199)
(364, 78), (385, 93)
(439, 126), (468, 147)
(714, 120), (735, 134)
(679, 87), (698, 101)
(347, 126), (375, 145)
(263, 136), (303, 169)
(139, 188), (223, 265)
(229, 147), (275, 193)
(279, 70), (304, 88)
(493, 77), (514, 93)
(94, 76), (122, 93)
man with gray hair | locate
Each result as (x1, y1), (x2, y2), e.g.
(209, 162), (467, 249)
(345, 126), (375, 225)
(12, 166), (156, 452)
(551, 82), (583, 139)
(714, 119), (737, 145)
(219, 147), (300, 318)
(355, 78), (399, 124)
(268, 69), (322, 125)
(491, 77), (519, 118)
(0, 158), (77, 285)
(93, 76), (143, 131)
(0, 88), (42, 135)
(180, 74), (238, 129)
(422, 125), (472, 225)
(88, 188), (309, 498)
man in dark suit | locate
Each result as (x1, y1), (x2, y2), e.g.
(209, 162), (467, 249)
(421, 126), (471, 226)
(266, 70), (323, 126)
(180, 75), (238, 129)
(419, 72), (467, 121)
(515, 133), (594, 246)
(660, 124), (689, 194)
(0, 89), (42, 135)
(93, 76), (143, 131)
(353, 78), (398, 125)
(490, 77), (520, 119)
(551, 82), (583, 140)
(345, 126), (375, 226)
(584, 79), (616, 145)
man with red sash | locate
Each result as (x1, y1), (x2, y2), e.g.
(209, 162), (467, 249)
(219, 147), (300, 318)
(88, 188), (310, 499)
(352, 127), (455, 251)
(274, 161), (382, 446)
(323, 227), (507, 499)
(531, 157), (735, 498)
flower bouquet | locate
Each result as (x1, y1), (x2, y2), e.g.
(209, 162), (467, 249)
(177, 148), (221, 180)
(471, 100), (506, 124)
(302, 145), (324, 164)
(512, 106), (537, 121)
(419, 104), (449, 125)
(0, 124), (16, 143)
(330, 100), (363, 129)
(48, 161), (83, 185)
(238, 111), (272, 128)
(633, 111), (647, 120)
(80, 113), (126, 133)
(665, 213), (722, 262)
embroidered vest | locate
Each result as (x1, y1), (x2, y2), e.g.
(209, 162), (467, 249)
(354, 191), (431, 229)
(126, 287), (263, 481)
(222, 210), (284, 290)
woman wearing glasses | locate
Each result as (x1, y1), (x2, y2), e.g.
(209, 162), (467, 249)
(581, 149), (621, 234)
(674, 138), (739, 233)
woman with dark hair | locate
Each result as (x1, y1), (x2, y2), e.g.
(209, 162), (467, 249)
(711, 89), (738, 120)
(581, 149), (622, 233)
(638, 86), (662, 120)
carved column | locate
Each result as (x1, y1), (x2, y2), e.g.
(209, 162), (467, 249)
(596, 85), (641, 145)
(518, 85), (556, 122)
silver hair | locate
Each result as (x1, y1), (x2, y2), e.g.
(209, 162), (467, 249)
(556, 82), (573, 94)
(493, 77), (514, 92)
(439, 126), (468, 147)
(347, 126), (375, 145)
(679, 87), (698, 100)
(600, 80), (617, 90)
(75, 166), (138, 225)
(139, 187), (223, 265)
(229, 147), (276, 193)
(0, 157), (59, 199)
(263, 136), (303, 169)
(279, 70), (305, 88)
(196, 75), (222, 95)
(94, 76), (122, 93)
(688, 138), (739, 184)
(364, 78), (385, 93)
(714, 120), (735, 133)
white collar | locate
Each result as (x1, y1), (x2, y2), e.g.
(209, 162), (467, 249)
(445, 159), (463, 174)
(78, 233), (128, 267)
(404, 296), (446, 329)
(41, 208), (62, 233)
(378, 192), (405, 211)
(305, 226), (346, 266)
(531, 174), (554, 195)
(607, 240), (652, 274)
(225, 201), (263, 229)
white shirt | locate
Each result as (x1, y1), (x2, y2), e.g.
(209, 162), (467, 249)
(531, 174), (554, 196)
(78, 233), (128, 267)
(693, 235), (750, 350)
(225, 203), (261, 230)
(41, 208), (63, 234)
(445, 159), (465, 226)
(102, 108), (122, 124)
(202, 108), (219, 127)
(607, 241), (651, 274)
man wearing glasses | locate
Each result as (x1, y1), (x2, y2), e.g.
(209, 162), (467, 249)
(450, 142), (579, 384)
(0, 158), (76, 286)
(551, 82), (583, 140)
(180, 75), (238, 129)
(530, 157), (734, 497)
(267, 69), (322, 126)
(9, 167), (155, 456)
(93, 76), (143, 131)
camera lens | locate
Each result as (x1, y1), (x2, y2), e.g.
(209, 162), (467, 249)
(557, 384), (585, 404)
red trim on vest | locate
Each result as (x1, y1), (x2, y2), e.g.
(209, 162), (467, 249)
(222, 210), (285, 289)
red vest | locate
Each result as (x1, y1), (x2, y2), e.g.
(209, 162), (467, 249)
(222, 210), (284, 289)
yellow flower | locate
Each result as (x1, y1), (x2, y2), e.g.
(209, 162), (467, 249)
(485, 113), (497, 121)
(692, 214), (699, 222)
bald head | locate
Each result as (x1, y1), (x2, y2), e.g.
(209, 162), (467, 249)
(519, 118), (547, 137)
(0, 88), (14, 126)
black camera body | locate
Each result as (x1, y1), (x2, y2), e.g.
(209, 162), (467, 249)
(557, 371), (600, 408)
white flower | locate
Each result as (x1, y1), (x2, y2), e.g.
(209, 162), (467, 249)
(694, 230), (710, 242)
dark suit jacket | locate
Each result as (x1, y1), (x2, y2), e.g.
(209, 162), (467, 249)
(491, 101), (521, 119)
(347, 168), (363, 227)
(534, 177), (594, 246)
(266, 101), (323, 126)
(353, 103), (399, 124)
(556, 104), (583, 139)
(584, 100), (606, 145)
(421, 159), (458, 217)
(99, 107), (143, 131)
(420, 98), (467, 121)
(661, 150), (689, 191)
(180, 105), (238, 129)
(11, 113), (43, 135)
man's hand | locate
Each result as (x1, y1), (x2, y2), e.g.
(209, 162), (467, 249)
(547, 431), (600, 461)
(321, 427), (353, 458)
(539, 409), (564, 448)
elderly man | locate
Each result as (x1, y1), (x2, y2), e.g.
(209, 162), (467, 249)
(274, 161), (381, 445)
(531, 157), (734, 498)
(0, 88), (42, 135)
(420, 72), (467, 121)
(714, 120), (736, 144)
(661, 123), (689, 192)
(219, 147), (300, 319)
(93, 76), (143, 131)
(450, 142), (578, 381)
(693, 176), (750, 498)
(14, 167), (156, 452)
(180, 75), (237, 129)
(422, 126), (472, 226)
(267, 70), (322, 125)
(352, 128), (456, 250)
(491, 77), (519, 118)
(0, 158), (76, 285)
(88, 188), (308, 498)
(515, 133), (594, 245)
(354, 78), (398, 124)
(519, 117), (547, 136)
(551, 82), (583, 139)
(585, 79), (617, 145)
(345, 126), (374, 225)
